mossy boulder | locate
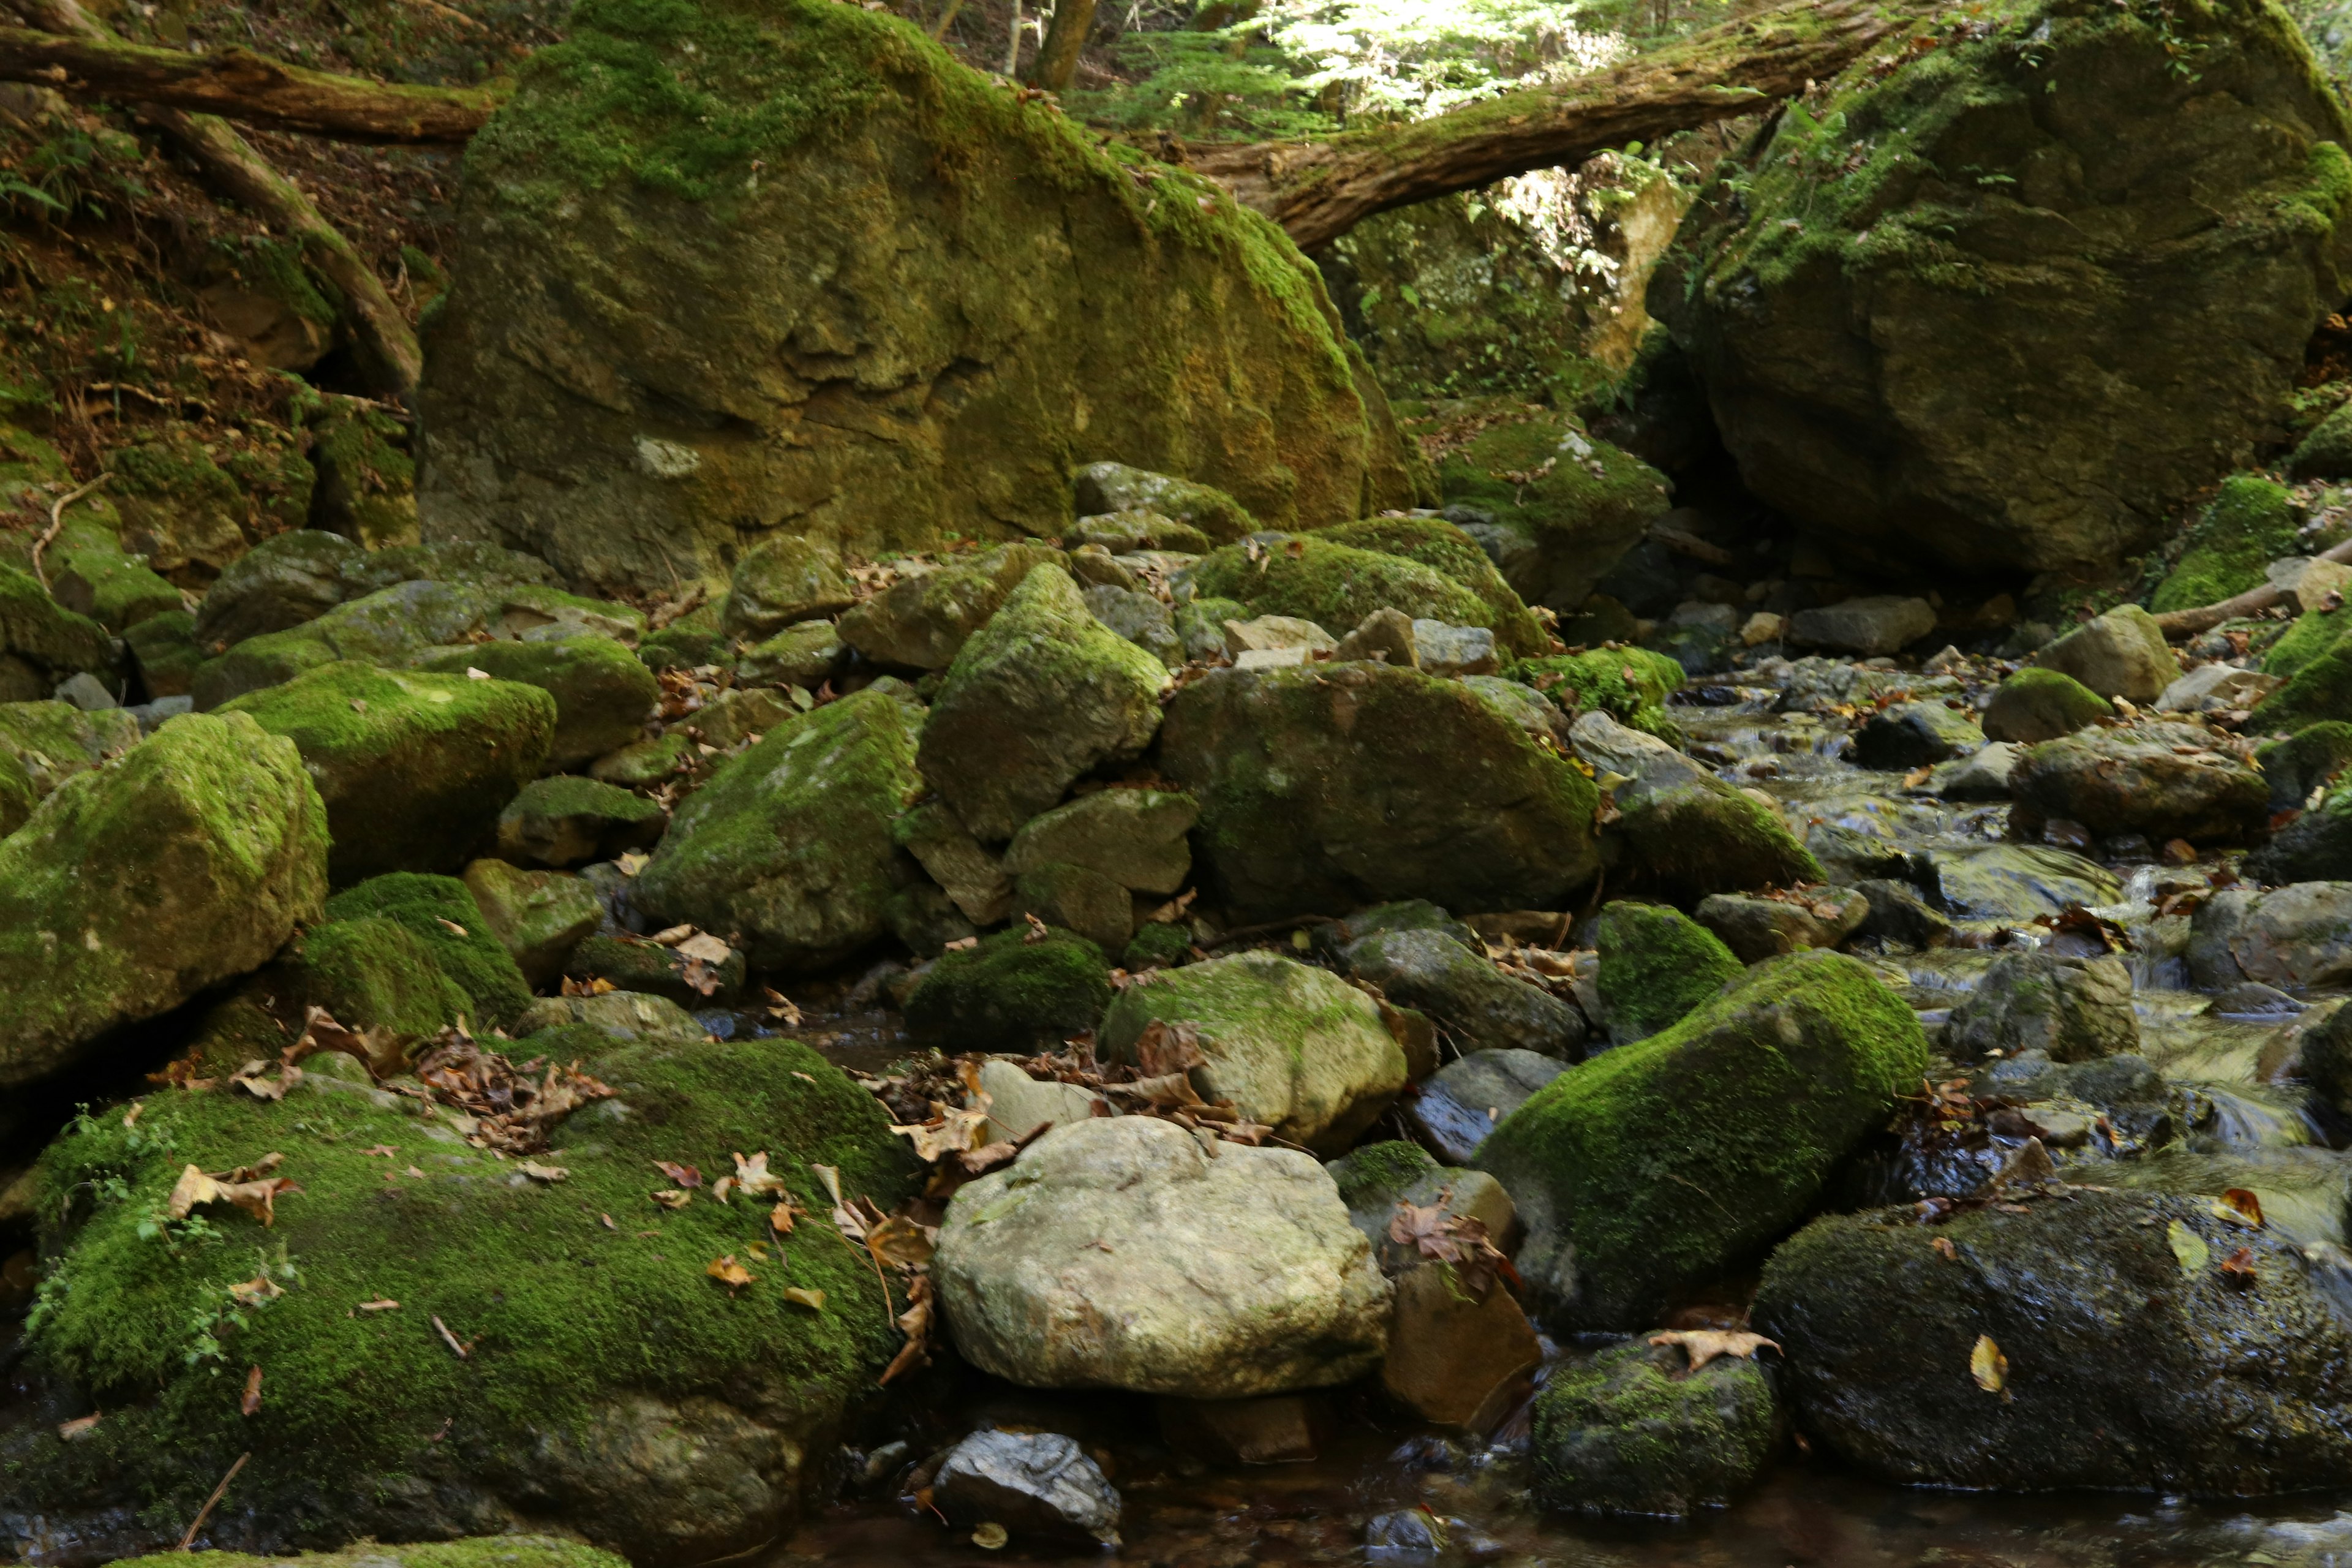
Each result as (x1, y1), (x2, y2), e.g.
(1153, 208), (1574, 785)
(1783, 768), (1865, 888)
(1532, 1338), (1777, 1517)
(1945, 949), (2138, 1063)
(125, 610), (203, 699)
(1340, 926), (1585, 1058)
(0, 698), (140, 798)
(1594, 900), (1742, 1045)
(418, 0), (1412, 593)
(1316, 516), (1550, 658)
(916, 565), (1167, 842)
(1980, 666), (2112, 745)
(412, 633), (660, 770)
(2256, 720), (2352, 812)
(2010, 720), (2270, 845)
(2034, 605), (2180, 704)
(0, 562), (113, 695)
(568, 932), (747, 1007)
(462, 858), (605, 986)
(110, 429), (303, 581)
(2, 1034), (921, 1562)
(0, 712), (328, 1088)
(903, 924), (1112, 1052)
(2150, 474), (2303, 613)
(296, 872), (537, 1038)
(736, 620), (842, 689)
(1507, 646), (1685, 739)
(1607, 771), (1822, 903)
(307, 397), (420, 549)
(2291, 394), (2352, 480)
(47, 546), (183, 633)
(1158, 662), (1602, 922)
(1186, 535), (1503, 652)
(1475, 950), (1928, 1330)
(219, 660), (557, 884)
(1001, 786), (1196, 895)
(722, 535), (856, 638)
(0, 744), (29, 836)
(1073, 463), (1256, 543)
(835, 543), (1058, 671)
(1435, 408), (1672, 611)
(2267, 601), (2352, 682)
(633, 686), (924, 971)
(1657, 0), (2352, 578)
(2253, 608), (2352, 733)
(496, 775), (668, 867)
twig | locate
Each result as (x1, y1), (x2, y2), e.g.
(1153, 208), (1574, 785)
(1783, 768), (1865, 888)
(1200, 913), (1339, 951)
(30, 472), (106, 588)
(176, 1449), (249, 1551)
(431, 1314), (470, 1359)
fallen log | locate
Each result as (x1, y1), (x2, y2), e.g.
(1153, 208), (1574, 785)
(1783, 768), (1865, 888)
(2152, 537), (2352, 638)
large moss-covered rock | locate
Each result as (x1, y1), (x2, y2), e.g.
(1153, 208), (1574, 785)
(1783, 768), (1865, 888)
(462, 858), (605, 987)
(412, 633), (660, 769)
(190, 530), (365, 653)
(0, 712), (328, 1088)
(1314, 516), (1550, 658)
(903, 924), (1112, 1051)
(1, 1035), (920, 1563)
(1653, 0), (2352, 576)
(0, 562), (112, 693)
(299, 872), (537, 1036)
(916, 565), (1167, 842)
(1185, 536), (1504, 651)
(1979, 666), (2111, 745)
(835, 543), (1058, 671)
(417, 0), (1412, 594)
(1508, 646), (1685, 739)
(1435, 408), (1672, 611)
(2151, 473), (2304, 613)
(497, 775), (668, 867)
(720, 535), (856, 639)
(0, 698), (140, 798)
(1159, 662), (1602, 921)
(1594, 900), (1742, 1045)
(220, 661), (556, 884)
(2010, 719), (2270, 845)
(1533, 1338), (1778, 1517)
(1476, 951), (1928, 1330)
(633, 686), (923, 970)
(1754, 1189), (2352, 1491)
(47, 545), (183, 633)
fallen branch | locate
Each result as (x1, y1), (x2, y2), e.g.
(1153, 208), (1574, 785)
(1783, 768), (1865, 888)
(28, 470), (104, 587)
(176, 1450), (250, 1551)
(2153, 536), (2352, 638)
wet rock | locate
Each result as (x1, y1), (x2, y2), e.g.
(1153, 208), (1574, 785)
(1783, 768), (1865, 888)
(1807, 821), (1918, 886)
(1099, 951), (1406, 1153)
(412, 635), (660, 771)
(734, 620), (841, 689)
(1852, 877), (1956, 948)
(720, 536), (855, 639)
(1011, 861), (1134, 951)
(1408, 1048), (1570, 1164)
(633, 686), (924, 971)
(510, 989), (709, 1047)
(905, 925), (1112, 1052)
(1160, 662), (1601, 921)
(1931, 741), (2019, 801)
(0, 712), (328, 1088)
(930, 1428), (1121, 1546)
(1382, 1261), (1544, 1431)
(1332, 1152), (1520, 1265)
(461, 859), (603, 986)
(219, 660), (555, 884)
(1766, 656), (1929, 715)
(2247, 786), (2352, 883)
(2011, 720), (2268, 845)
(2189, 884), (2352, 991)
(1341, 927), (1584, 1058)
(1533, 1338), (1777, 1517)
(1074, 464), (1256, 545)
(918, 565), (1168, 841)
(837, 545), (1058, 671)
(1156, 1395), (1319, 1464)
(1595, 900), (1742, 1044)
(496, 776), (668, 869)
(1849, 699), (1984, 770)
(1945, 950), (2139, 1063)
(1694, 888), (1868, 963)
(1477, 951), (1928, 1330)
(1084, 582), (1185, 668)
(893, 801), (1012, 925)
(1756, 1189), (2352, 1491)
(2035, 606), (2180, 703)
(1910, 844), (2123, 923)
(0, 699), (140, 799)
(1785, 597), (1935, 657)
(1002, 786), (1196, 895)
(933, 1117), (1390, 1396)
(1980, 668), (2112, 744)
(2100, 1147), (2352, 1252)
(190, 529), (364, 652)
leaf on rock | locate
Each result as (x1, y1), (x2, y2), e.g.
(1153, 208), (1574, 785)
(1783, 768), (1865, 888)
(1648, 1330), (1781, 1372)
(168, 1161), (300, 1227)
(1133, 1019), (1206, 1077)
(2216, 1188), (2265, 1228)
(1969, 1334), (2007, 1393)
(228, 1059), (301, 1101)
(890, 1109), (990, 1164)
(707, 1255), (755, 1291)
(2220, 1245), (2258, 1287)
(865, 1215), (937, 1272)
(782, 1286), (826, 1312)
(1932, 1237), (1958, 1262)
(293, 1007), (407, 1080)
(2168, 1219), (2211, 1273)
(674, 932), (732, 965)
(407, 1030), (614, 1155)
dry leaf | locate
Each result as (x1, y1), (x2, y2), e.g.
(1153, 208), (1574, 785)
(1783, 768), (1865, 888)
(1931, 1237), (1958, 1262)
(890, 1109), (990, 1163)
(1902, 766), (1933, 789)
(616, 852), (649, 876)
(227, 1276), (284, 1307)
(2220, 1245), (2258, 1287)
(167, 1163), (301, 1227)
(1970, 1333), (2007, 1393)
(707, 1255), (755, 1291)
(1648, 1329), (1781, 1371)
(650, 1188), (693, 1210)
(865, 1215), (937, 1272)
(56, 1414), (100, 1441)
(2215, 1188), (2265, 1228)
(782, 1286), (826, 1312)
(519, 1162), (569, 1183)
(295, 1008), (407, 1080)
(1023, 913), (1049, 944)
(1133, 1019), (1207, 1077)
(434, 918), (469, 938)
(733, 1151), (791, 1197)
(2169, 1219), (2210, 1273)
(652, 1159), (703, 1188)
(710, 1175), (737, 1204)
(770, 1200), (798, 1237)
(241, 1365), (263, 1417)
(228, 1059), (301, 1101)
(675, 933), (732, 965)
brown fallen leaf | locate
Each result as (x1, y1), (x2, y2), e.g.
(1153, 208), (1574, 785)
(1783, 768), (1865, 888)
(707, 1255), (755, 1291)
(733, 1151), (791, 1198)
(782, 1286), (826, 1312)
(1902, 766), (1933, 790)
(770, 1200), (798, 1237)
(56, 1414), (100, 1441)
(674, 932), (732, 966)
(1133, 1019), (1206, 1077)
(518, 1162), (568, 1183)
(167, 1163), (301, 1227)
(227, 1276), (284, 1307)
(1648, 1329), (1781, 1372)
(228, 1059), (301, 1101)
(865, 1215), (937, 1272)
(1932, 1237), (1959, 1262)
(1970, 1333), (2007, 1393)
(652, 1159), (702, 1189)
(1023, 913), (1050, 944)
(2220, 1245), (2258, 1287)
(361, 1145), (397, 1158)
(2217, 1188), (2265, 1228)
(241, 1366), (263, 1417)
(294, 1008), (407, 1080)
(650, 1188), (693, 1211)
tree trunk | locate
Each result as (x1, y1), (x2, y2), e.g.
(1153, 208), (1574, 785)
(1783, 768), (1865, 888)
(1027, 0), (1096, 91)
(1187, 0), (1928, 249)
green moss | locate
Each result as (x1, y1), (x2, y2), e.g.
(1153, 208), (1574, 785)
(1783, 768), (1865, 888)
(306, 397), (419, 550)
(567, 930), (746, 1005)
(1317, 515), (1549, 658)
(317, 873), (534, 1031)
(1532, 1338), (1775, 1515)
(1980, 666), (2113, 745)
(2255, 635), (2352, 734)
(1596, 901), (1743, 1042)
(2150, 475), (2302, 613)
(1186, 535), (1498, 643)
(0, 560), (111, 677)
(1121, 920), (1194, 970)
(1508, 647), (1686, 739)
(0, 742), (32, 836)
(18, 1033), (919, 1537)
(2291, 395), (2352, 480)
(1474, 949), (1929, 1329)
(0, 698), (140, 796)
(47, 546), (182, 632)
(413, 634), (661, 769)
(903, 924), (1112, 1051)
(2257, 720), (2352, 810)
(2265, 601), (2352, 680)
(1434, 409), (1671, 606)
(1326, 1138), (1439, 1213)
(123, 609), (200, 699)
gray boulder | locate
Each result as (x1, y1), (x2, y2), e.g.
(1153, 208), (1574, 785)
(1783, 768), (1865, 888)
(720, 535), (855, 639)
(192, 529), (364, 652)
(2190, 884), (2352, 991)
(1083, 582), (1185, 668)
(1002, 787), (1196, 895)
(2011, 719), (2269, 845)
(1849, 699), (1984, 770)
(837, 545), (1058, 671)
(1341, 927), (1584, 1058)
(1786, 597), (1935, 657)
(2035, 606), (2179, 703)
(1694, 888), (1868, 963)
(1944, 949), (2139, 1063)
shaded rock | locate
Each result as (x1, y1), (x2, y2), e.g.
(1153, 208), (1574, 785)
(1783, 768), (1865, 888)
(1174, 595), (1247, 662)
(1159, 662), (1600, 922)
(1329, 1145), (1520, 1262)
(1407, 1048), (1569, 1165)
(124, 610), (202, 699)
(301, 873), (535, 1038)
(462, 859), (603, 986)
(2256, 722), (2352, 812)
(1476, 951), (1928, 1329)
(1945, 950), (2139, 1063)
(720, 537), (855, 639)
(0, 699), (140, 799)
(1433, 410), (1672, 612)
(1074, 463), (1256, 545)
(565, 932), (747, 1009)
(412, 635), (659, 771)
(1609, 773), (1821, 903)
(48, 548), (182, 633)
(1849, 699), (1983, 770)
(633, 687), (923, 971)
(893, 800), (1011, 925)
(2010, 721), (2269, 845)
(1382, 1262), (1544, 1431)
(588, 731), (695, 788)
(933, 1117), (1390, 1396)
(0, 746), (28, 837)
(2248, 786), (2352, 883)
(1122, 919), (1194, 971)
(1002, 786), (1196, 894)
(1980, 668), (2112, 744)
(0, 712), (327, 1088)
(1341, 927), (1583, 1058)
(888, 880), (976, 958)
(190, 580), (491, 707)
(1786, 597), (1934, 657)
(1071, 506), (1218, 555)
(1336, 606), (1418, 668)
(1694, 888), (1867, 963)
(1909, 844), (2122, 923)
(1156, 1395), (1318, 1465)
(1852, 877), (1955, 948)
(0, 562), (111, 685)
(496, 776), (668, 869)
(1410, 620), (1499, 677)
(191, 529), (363, 652)
(905, 925), (1112, 1052)
(734, 621), (842, 689)
(836, 545), (1058, 670)
(1533, 1338), (1777, 1517)
(1099, 951), (1406, 1153)
(2035, 606), (2179, 703)
(1460, 674), (1570, 747)
(2158, 661), (2281, 714)
(931, 1429), (1121, 1547)
(1188, 537), (1506, 651)
(1755, 1190), (2352, 1491)
(1595, 900), (1742, 1044)
(2190, 884), (2352, 991)
(510, 990), (709, 1047)
(1931, 741), (2019, 801)
(1012, 860), (1134, 952)
(1083, 582), (1184, 668)
(918, 565), (1167, 842)
(1317, 514), (1551, 658)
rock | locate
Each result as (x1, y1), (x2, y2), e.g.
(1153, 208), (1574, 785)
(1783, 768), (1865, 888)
(1099, 951), (1406, 1153)
(51, 671), (116, 710)
(190, 581), (488, 708)
(1407, 1048), (1569, 1165)
(0, 712), (327, 1088)
(2189, 884), (2352, 990)
(904, 925), (1111, 1052)
(565, 932), (747, 1009)
(2035, 606), (2180, 703)
(1532, 1338), (1777, 1517)
(1909, 844), (2122, 924)
(2274, 554), (2352, 612)
(1651, 0), (2352, 581)
(691, 686), (799, 750)
(4, 1036), (922, 1562)
(2010, 720), (2269, 845)
(1382, 1262), (1544, 1431)
(0, 562), (111, 687)
(1409, 620), (1498, 677)
(510, 989), (709, 1047)
(1433, 409), (1672, 612)
(633, 687), (923, 971)
(1122, 919), (1194, 971)
(917, 565), (1167, 842)
(720, 537), (855, 639)
(836, 545), (1058, 670)
(1785, 597), (1935, 658)
(932, 1117), (1390, 1396)
(1849, 699), (1984, 770)
(1011, 861), (1134, 951)
(1594, 900), (1743, 1044)
(1071, 545), (1147, 590)
(734, 621), (841, 689)
(1224, 612), (1338, 657)
(1931, 741), (2019, 801)
(930, 1429), (1121, 1546)
(461, 859), (603, 986)
(412, 635), (659, 771)
(1602, 748), (1823, 904)
(1510, 647), (1686, 740)
(1341, 927), (1584, 1058)
(2158, 662), (2282, 714)
(974, 1058), (1106, 1144)
(1188, 537), (1508, 652)
(1694, 888), (1867, 964)
(888, 880), (976, 957)
(496, 776), (668, 868)
(589, 731), (695, 788)
(1460, 674), (1570, 747)
(2257, 720), (2352, 813)
(1754, 1189), (2352, 1491)
(191, 529), (364, 652)
(218, 662), (555, 884)
(124, 610), (202, 698)
(1476, 951), (1928, 1329)
(1317, 514), (1552, 658)
(2148, 473), (2304, 613)
(1083, 582), (1184, 668)
(1071, 505), (1218, 556)
(1073, 464), (1256, 545)
(1336, 606), (1419, 667)
(1159, 662), (1601, 921)
(1852, 877), (1955, 948)
(1945, 950), (2139, 1063)
(1328, 1144), (1518, 1257)
(0, 699), (140, 798)
(635, 603), (729, 673)
(298, 873), (537, 1038)
(2248, 786), (2352, 882)
(1980, 668), (2113, 744)
(1156, 1395), (1319, 1465)
(48, 548), (182, 634)
(119, 1542), (624, 1568)
(893, 801), (1012, 925)
(1003, 787), (1196, 894)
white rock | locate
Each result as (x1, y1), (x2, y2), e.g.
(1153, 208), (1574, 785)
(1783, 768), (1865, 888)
(1408, 619), (1498, 677)
(1224, 615), (1336, 657)
(2157, 662), (2283, 712)
(976, 1058), (1106, 1144)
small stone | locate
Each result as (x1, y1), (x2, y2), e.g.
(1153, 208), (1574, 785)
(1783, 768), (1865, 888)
(974, 1058), (1106, 1144)
(720, 535), (856, 639)
(1381, 1262), (1544, 1431)
(1336, 607), (1419, 667)
(1933, 741), (2020, 801)
(1849, 699), (1985, 769)
(1408, 619), (1498, 677)
(496, 776), (667, 869)
(1981, 667), (2114, 744)
(2156, 662), (2281, 713)
(1407, 1048), (1568, 1164)
(1740, 610), (1785, 646)
(1945, 949), (2139, 1064)
(930, 1429), (1121, 1546)
(1224, 614), (1336, 657)
(1786, 595), (1936, 657)
(1693, 888), (1867, 963)
(50, 671), (117, 711)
